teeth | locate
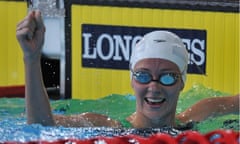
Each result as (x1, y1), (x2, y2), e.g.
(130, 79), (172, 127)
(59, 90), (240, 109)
(145, 98), (165, 103)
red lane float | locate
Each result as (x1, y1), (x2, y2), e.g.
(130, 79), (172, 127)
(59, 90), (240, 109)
(3, 130), (239, 144)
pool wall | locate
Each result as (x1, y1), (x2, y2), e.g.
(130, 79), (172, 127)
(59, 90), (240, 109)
(69, 1), (239, 99)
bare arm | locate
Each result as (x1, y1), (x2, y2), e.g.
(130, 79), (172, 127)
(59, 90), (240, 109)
(54, 113), (122, 127)
(177, 94), (239, 123)
(16, 10), (122, 128)
(16, 10), (55, 126)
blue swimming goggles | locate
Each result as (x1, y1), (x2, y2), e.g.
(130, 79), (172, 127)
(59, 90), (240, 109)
(132, 70), (181, 86)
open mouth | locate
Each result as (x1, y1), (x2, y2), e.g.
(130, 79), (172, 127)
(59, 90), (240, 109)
(144, 97), (166, 106)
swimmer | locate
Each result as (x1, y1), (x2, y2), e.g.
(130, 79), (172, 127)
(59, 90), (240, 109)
(16, 10), (239, 128)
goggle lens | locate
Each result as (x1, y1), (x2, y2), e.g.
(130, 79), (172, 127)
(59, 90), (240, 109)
(133, 72), (152, 84)
(160, 74), (177, 85)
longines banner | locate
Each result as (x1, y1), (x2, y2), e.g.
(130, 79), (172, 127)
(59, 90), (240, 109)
(82, 24), (206, 74)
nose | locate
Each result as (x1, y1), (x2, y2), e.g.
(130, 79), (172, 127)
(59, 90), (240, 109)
(147, 80), (162, 95)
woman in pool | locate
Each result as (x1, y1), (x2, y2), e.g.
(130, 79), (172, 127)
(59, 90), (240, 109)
(16, 10), (239, 128)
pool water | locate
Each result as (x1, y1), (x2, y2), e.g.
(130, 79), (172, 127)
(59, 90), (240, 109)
(0, 84), (239, 142)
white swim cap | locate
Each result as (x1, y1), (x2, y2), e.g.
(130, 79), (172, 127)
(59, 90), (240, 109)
(130, 30), (188, 83)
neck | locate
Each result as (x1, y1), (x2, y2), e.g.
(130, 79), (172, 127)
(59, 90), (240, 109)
(129, 112), (175, 128)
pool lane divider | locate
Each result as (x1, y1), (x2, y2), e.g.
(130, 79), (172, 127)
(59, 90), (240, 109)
(2, 129), (239, 144)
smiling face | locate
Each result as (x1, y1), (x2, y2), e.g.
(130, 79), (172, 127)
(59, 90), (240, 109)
(131, 58), (184, 127)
